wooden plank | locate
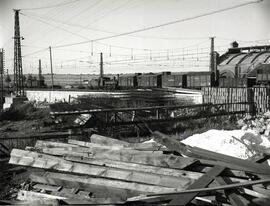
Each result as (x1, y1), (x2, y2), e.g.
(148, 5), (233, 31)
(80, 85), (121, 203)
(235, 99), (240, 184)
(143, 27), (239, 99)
(191, 146), (270, 175)
(216, 176), (247, 206)
(126, 165), (226, 205)
(35, 140), (79, 149)
(90, 134), (166, 151)
(9, 149), (193, 189)
(36, 146), (196, 170)
(147, 178), (270, 196)
(128, 177), (270, 204)
(18, 189), (122, 205)
(69, 139), (125, 150)
(33, 183), (62, 192)
(168, 165), (225, 205)
(17, 190), (66, 200)
(63, 153), (199, 181)
(33, 183), (117, 201)
(35, 147), (249, 187)
(61, 198), (124, 205)
(153, 131), (270, 175)
(30, 172), (182, 199)
(35, 140), (163, 154)
(70, 139), (166, 152)
(90, 134), (129, 146)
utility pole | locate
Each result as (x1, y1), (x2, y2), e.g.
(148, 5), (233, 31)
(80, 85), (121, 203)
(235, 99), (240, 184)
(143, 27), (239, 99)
(99, 52), (104, 88)
(13, 9), (24, 96)
(38, 59), (42, 87)
(0, 49), (4, 110)
(49, 46), (54, 90)
(209, 37), (217, 81)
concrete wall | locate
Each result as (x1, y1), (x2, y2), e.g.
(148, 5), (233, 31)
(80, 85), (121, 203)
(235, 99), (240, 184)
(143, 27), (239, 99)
(25, 89), (203, 104)
(25, 90), (127, 103)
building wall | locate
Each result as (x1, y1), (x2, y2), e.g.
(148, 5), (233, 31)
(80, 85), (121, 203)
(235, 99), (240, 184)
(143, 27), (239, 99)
(25, 90), (127, 103)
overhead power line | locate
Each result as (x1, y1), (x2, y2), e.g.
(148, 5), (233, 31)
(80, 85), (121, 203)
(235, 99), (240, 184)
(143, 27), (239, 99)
(53, 0), (262, 48)
(23, 11), (210, 41)
(20, 0), (81, 11)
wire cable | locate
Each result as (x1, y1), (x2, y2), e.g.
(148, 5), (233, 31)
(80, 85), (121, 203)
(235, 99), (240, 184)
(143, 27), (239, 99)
(53, 0), (262, 48)
(20, 0), (81, 11)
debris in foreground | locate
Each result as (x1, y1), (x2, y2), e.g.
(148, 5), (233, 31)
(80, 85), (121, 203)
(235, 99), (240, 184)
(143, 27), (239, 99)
(7, 132), (270, 205)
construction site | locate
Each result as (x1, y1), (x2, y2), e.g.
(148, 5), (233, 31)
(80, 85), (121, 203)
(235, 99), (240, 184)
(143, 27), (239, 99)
(1, 0), (270, 205)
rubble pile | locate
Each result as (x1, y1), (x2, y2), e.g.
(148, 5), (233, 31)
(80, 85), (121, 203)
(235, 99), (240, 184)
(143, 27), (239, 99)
(238, 111), (270, 137)
(6, 132), (270, 205)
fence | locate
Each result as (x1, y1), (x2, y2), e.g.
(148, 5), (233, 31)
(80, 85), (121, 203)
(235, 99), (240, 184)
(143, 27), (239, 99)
(202, 87), (270, 113)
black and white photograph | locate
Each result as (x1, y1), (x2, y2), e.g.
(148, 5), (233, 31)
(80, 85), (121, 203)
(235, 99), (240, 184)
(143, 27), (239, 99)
(1, 0), (270, 205)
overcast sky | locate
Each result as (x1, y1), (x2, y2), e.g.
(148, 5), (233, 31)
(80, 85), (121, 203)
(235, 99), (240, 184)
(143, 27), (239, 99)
(0, 0), (270, 74)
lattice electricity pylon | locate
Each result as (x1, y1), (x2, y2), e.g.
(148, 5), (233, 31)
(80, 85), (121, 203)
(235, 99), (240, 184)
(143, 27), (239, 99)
(13, 9), (24, 96)
(0, 49), (4, 110)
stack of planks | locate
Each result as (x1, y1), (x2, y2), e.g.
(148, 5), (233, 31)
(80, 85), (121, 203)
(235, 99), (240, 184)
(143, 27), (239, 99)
(8, 132), (270, 205)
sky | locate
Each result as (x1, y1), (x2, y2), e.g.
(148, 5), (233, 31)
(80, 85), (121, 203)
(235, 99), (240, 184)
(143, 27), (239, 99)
(0, 0), (270, 75)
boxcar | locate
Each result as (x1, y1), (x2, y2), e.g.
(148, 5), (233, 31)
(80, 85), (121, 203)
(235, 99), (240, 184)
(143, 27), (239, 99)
(162, 73), (186, 88)
(104, 79), (118, 89)
(118, 75), (138, 88)
(186, 72), (214, 89)
(218, 77), (248, 87)
(137, 74), (162, 88)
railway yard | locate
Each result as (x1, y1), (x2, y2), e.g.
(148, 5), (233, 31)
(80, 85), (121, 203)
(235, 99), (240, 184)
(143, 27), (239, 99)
(1, 0), (270, 205)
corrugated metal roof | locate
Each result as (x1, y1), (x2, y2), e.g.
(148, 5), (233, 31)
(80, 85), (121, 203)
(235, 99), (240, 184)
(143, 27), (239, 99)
(218, 51), (270, 78)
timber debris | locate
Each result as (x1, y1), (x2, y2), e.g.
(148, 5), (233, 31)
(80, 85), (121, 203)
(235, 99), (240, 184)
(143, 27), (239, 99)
(7, 132), (270, 205)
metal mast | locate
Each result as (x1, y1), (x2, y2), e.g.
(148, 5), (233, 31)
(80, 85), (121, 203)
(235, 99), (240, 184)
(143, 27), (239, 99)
(38, 59), (42, 87)
(13, 9), (24, 96)
(49, 46), (54, 90)
(0, 49), (4, 110)
(99, 52), (104, 87)
(209, 37), (217, 80)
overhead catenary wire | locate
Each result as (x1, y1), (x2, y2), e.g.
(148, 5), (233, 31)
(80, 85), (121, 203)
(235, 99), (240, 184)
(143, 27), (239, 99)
(22, 11), (211, 41)
(19, 0), (81, 11)
(51, 0), (262, 49)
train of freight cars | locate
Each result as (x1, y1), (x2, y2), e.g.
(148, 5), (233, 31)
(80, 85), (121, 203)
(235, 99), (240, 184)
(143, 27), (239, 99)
(117, 71), (216, 89)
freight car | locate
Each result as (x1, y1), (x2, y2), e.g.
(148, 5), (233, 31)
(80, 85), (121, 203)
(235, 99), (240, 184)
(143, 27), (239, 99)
(137, 73), (162, 88)
(161, 72), (187, 88)
(104, 79), (118, 89)
(218, 77), (256, 88)
(185, 71), (215, 89)
(118, 74), (138, 88)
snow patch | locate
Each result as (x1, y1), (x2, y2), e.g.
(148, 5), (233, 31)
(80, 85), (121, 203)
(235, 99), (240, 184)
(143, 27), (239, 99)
(181, 129), (260, 159)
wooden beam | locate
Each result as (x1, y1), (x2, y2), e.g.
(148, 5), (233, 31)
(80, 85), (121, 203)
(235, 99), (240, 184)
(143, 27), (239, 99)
(153, 131), (270, 175)
(147, 178), (270, 196)
(18, 189), (123, 205)
(35, 140), (163, 155)
(34, 147), (248, 188)
(63, 154), (199, 181)
(9, 149), (193, 189)
(33, 183), (118, 201)
(68, 139), (126, 150)
(90, 134), (166, 151)
(30, 172), (181, 199)
(215, 177), (247, 206)
(35, 146), (196, 170)
(128, 178), (270, 204)
(168, 165), (225, 205)
(35, 140), (79, 149)
(17, 190), (66, 201)
(90, 134), (129, 147)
